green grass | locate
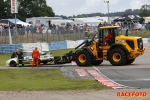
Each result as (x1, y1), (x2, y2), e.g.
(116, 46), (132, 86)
(0, 54), (11, 66)
(50, 49), (73, 57)
(0, 69), (109, 91)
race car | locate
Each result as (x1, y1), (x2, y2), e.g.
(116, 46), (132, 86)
(6, 51), (54, 67)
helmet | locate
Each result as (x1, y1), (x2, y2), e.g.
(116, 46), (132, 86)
(20, 48), (22, 50)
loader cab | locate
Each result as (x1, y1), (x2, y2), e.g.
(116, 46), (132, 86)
(98, 26), (120, 46)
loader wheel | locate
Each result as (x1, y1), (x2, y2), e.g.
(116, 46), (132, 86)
(75, 50), (91, 66)
(126, 58), (135, 65)
(91, 60), (103, 66)
(109, 49), (126, 66)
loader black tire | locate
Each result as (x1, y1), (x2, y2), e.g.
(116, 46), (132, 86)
(91, 60), (103, 66)
(75, 50), (91, 66)
(109, 49), (126, 66)
(126, 58), (135, 65)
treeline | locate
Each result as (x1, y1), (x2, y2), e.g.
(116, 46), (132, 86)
(0, 0), (54, 21)
(56, 5), (150, 19)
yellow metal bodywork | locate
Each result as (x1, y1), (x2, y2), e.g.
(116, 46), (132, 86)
(145, 17), (150, 20)
(87, 34), (145, 61)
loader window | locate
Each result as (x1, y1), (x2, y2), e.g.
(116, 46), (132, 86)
(113, 28), (119, 36)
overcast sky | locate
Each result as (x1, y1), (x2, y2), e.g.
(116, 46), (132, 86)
(46, 0), (149, 16)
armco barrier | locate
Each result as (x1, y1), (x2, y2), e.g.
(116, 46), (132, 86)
(143, 38), (148, 43)
(0, 44), (22, 54)
(49, 41), (67, 50)
(66, 40), (84, 49)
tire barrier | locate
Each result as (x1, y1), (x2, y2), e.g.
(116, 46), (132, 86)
(0, 44), (22, 54)
(49, 41), (67, 50)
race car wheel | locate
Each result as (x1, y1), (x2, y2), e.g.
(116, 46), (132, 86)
(10, 61), (17, 67)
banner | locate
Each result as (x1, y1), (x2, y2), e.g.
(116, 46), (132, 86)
(11, 0), (18, 13)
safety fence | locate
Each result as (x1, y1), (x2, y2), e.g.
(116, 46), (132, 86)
(0, 39), (150, 54)
(0, 26), (97, 44)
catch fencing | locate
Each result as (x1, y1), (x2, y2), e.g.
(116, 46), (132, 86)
(0, 24), (150, 44)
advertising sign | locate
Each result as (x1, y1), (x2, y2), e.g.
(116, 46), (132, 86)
(11, 0), (18, 13)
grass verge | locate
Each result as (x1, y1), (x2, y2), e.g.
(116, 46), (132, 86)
(0, 69), (109, 91)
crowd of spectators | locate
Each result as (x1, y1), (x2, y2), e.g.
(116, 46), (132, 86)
(0, 20), (150, 37)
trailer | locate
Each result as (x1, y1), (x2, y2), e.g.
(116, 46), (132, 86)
(26, 17), (63, 27)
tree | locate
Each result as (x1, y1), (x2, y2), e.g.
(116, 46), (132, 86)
(0, 0), (14, 19)
(125, 9), (132, 14)
(139, 5), (150, 17)
(0, 0), (5, 18)
(0, 0), (55, 21)
(17, 0), (55, 21)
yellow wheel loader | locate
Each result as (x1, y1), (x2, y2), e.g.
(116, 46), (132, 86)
(54, 25), (145, 66)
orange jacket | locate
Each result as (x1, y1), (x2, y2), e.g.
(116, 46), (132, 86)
(32, 49), (40, 58)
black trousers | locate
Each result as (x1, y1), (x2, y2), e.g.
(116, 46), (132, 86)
(19, 60), (22, 64)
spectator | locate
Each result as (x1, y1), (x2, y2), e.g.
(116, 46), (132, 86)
(34, 25), (37, 33)
(26, 25), (30, 34)
(17, 48), (24, 67)
(79, 24), (83, 33)
(30, 25), (34, 34)
(4, 25), (8, 36)
(38, 25), (42, 34)
(11, 49), (18, 58)
(21, 25), (25, 35)
(56, 25), (59, 34)
(32, 47), (40, 68)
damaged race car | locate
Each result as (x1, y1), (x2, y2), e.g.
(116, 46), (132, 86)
(6, 51), (54, 67)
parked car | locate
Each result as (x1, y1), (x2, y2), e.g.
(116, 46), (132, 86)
(6, 51), (54, 67)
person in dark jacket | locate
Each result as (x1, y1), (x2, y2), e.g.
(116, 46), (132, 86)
(11, 49), (18, 58)
(17, 48), (24, 67)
